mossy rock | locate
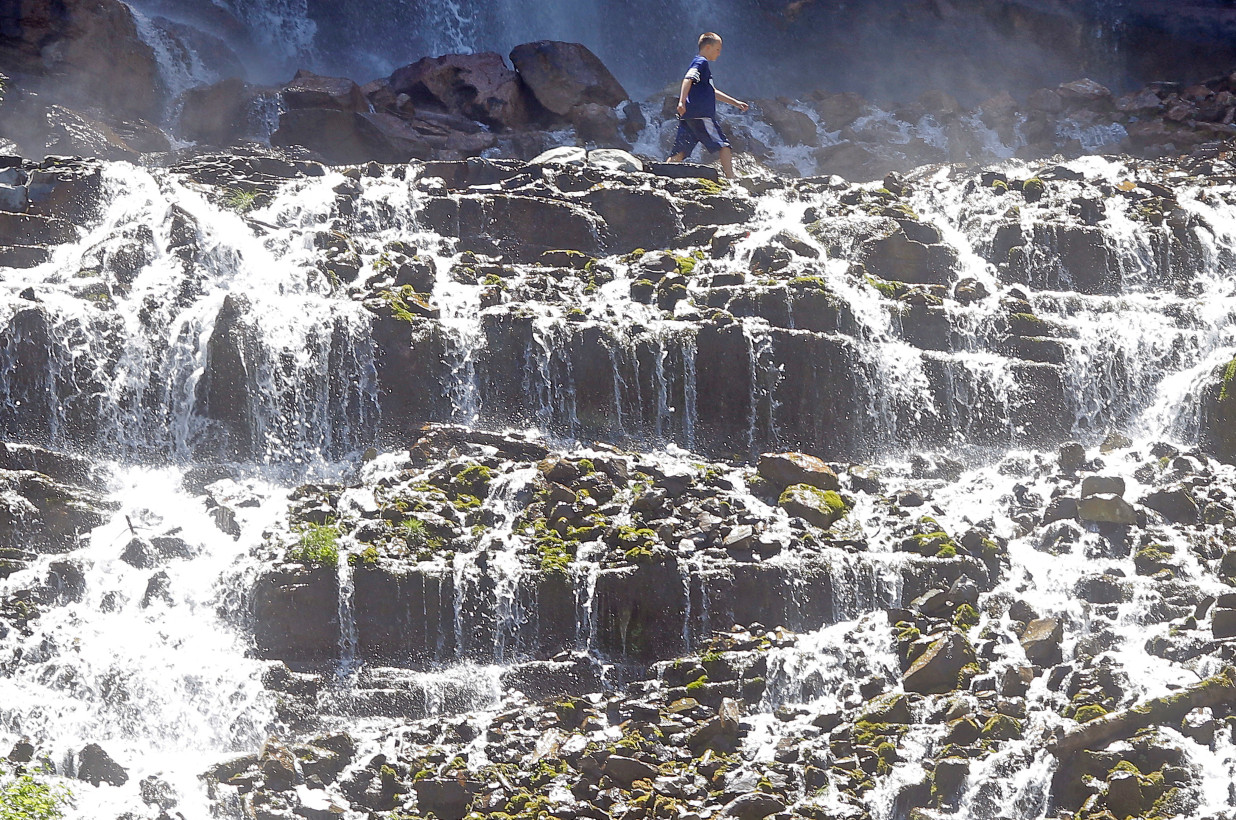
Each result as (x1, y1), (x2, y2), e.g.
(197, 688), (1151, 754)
(778, 483), (850, 529)
(980, 714), (1023, 741)
(1075, 704), (1109, 723)
(860, 693), (913, 724)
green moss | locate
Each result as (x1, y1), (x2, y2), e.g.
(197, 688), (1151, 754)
(852, 720), (908, 748)
(1074, 704), (1109, 723)
(1220, 357), (1236, 402)
(895, 621), (923, 664)
(904, 531), (956, 556)
(380, 286), (435, 323)
(538, 541), (572, 576)
(402, 517), (445, 551)
(864, 275), (901, 299)
(953, 603), (979, 631)
(1109, 760), (1141, 775)
(1134, 545), (1174, 576)
(697, 178), (727, 196)
(979, 714), (1022, 741)
(686, 674), (709, 691)
(616, 525), (657, 548)
(788, 274), (830, 292)
(1021, 177), (1046, 201)
(290, 524), (339, 565)
(779, 485), (849, 516)
(551, 698), (583, 726)
(453, 463), (494, 496)
(349, 545), (380, 566)
(452, 494), (482, 511)
(674, 254), (699, 276)
(624, 545), (655, 563)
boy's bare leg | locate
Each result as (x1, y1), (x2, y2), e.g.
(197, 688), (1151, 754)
(668, 152), (686, 162)
(719, 146), (736, 179)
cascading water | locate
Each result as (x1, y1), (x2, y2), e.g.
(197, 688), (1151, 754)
(3, 120), (1236, 819)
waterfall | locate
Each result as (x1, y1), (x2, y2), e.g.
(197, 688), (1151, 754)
(4, 136), (1236, 818)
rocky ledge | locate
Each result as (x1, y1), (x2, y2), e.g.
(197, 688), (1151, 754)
(3, 142), (1235, 463)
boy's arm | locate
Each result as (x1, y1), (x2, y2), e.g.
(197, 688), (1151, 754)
(715, 89), (749, 112)
(675, 78), (693, 117)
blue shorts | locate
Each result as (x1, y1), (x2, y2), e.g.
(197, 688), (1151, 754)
(672, 117), (730, 156)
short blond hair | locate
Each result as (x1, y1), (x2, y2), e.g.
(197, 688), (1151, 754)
(698, 32), (722, 49)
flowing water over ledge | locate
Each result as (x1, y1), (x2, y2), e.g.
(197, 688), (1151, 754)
(0, 149), (1234, 818)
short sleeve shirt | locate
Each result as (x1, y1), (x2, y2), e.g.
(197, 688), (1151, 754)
(682, 55), (716, 119)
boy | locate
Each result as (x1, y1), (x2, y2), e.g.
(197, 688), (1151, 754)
(668, 32), (749, 179)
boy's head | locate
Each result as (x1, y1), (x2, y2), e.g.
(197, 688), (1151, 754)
(698, 32), (722, 60)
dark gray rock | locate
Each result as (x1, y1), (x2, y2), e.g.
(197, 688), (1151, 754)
(903, 631), (977, 694)
(509, 41), (628, 117)
(604, 755), (659, 786)
(1021, 617), (1064, 667)
(76, 743), (128, 787)
(721, 792), (786, 820)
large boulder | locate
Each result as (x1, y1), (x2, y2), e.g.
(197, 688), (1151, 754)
(756, 98), (818, 146)
(757, 452), (840, 491)
(413, 778), (480, 820)
(722, 792), (786, 820)
(76, 743), (128, 787)
(1077, 494), (1137, 525)
(1021, 617), (1064, 667)
(0, 470), (113, 552)
(1140, 487), (1199, 525)
(421, 192), (606, 261)
(388, 52), (534, 130)
(778, 483), (849, 530)
(582, 187), (679, 254)
(508, 41), (628, 118)
(0, 442), (94, 487)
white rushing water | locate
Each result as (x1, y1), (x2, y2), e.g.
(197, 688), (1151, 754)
(0, 462), (287, 816)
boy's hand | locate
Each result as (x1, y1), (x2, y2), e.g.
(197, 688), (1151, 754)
(735, 100), (749, 112)
(677, 101), (686, 117)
